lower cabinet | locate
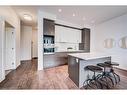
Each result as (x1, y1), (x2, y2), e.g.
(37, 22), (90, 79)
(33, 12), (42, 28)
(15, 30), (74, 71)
(43, 53), (68, 69)
(68, 56), (79, 87)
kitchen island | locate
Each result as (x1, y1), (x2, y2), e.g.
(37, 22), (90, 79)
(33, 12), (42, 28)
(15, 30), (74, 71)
(68, 52), (111, 88)
(43, 50), (86, 69)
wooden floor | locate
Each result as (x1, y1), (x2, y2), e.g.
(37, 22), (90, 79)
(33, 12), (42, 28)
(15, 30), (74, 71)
(0, 59), (127, 89)
(0, 59), (78, 89)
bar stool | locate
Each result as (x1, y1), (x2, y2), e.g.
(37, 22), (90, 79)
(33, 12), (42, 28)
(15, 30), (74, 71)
(83, 65), (103, 89)
(97, 63), (114, 88)
(104, 61), (120, 84)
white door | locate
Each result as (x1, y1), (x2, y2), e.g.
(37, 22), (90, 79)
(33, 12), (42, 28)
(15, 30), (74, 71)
(5, 28), (15, 70)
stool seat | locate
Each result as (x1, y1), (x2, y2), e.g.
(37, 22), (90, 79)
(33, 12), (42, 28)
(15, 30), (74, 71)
(97, 63), (111, 68)
(104, 61), (119, 66)
(85, 65), (103, 72)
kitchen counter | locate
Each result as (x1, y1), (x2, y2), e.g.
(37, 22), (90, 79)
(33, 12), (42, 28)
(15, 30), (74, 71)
(55, 50), (86, 53)
(68, 52), (111, 88)
(68, 52), (111, 60)
(44, 52), (55, 55)
(44, 50), (86, 55)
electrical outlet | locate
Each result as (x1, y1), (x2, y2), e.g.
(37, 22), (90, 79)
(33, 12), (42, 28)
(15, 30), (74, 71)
(76, 58), (79, 63)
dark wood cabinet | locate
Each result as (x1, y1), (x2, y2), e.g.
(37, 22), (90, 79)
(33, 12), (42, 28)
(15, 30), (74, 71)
(79, 28), (90, 52)
(68, 55), (79, 87)
(44, 53), (68, 69)
(43, 18), (55, 36)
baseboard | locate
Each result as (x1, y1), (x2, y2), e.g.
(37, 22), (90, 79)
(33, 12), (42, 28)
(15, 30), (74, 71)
(115, 67), (127, 72)
(20, 59), (31, 62)
(32, 57), (38, 59)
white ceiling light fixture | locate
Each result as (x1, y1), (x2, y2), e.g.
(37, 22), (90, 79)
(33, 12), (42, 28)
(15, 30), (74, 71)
(72, 13), (75, 17)
(91, 20), (95, 23)
(83, 17), (86, 21)
(23, 14), (32, 21)
(58, 9), (62, 12)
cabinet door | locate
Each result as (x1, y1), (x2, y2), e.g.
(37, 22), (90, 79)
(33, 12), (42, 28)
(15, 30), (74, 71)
(84, 29), (90, 51)
(55, 26), (61, 42)
(55, 25), (66, 42)
(75, 30), (81, 43)
(43, 19), (55, 36)
(82, 28), (90, 43)
(81, 28), (90, 52)
(55, 25), (81, 43)
(66, 28), (73, 43)
(60, 27), (69, 42)
(61, 27), (81, 43)
(55, 25), (70, 43)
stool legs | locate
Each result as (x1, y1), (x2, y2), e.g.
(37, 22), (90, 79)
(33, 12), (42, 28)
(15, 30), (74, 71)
(83, 63), (120, 89)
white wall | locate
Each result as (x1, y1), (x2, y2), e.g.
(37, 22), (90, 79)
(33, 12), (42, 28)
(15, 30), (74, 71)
(32, 28), (38, 58)
(0, 7), (20, 82)
(0, 7), (21, 68)
(55, 19), (82, 29)
(20, 25), (32, 60)
(91, 13), (127, 70)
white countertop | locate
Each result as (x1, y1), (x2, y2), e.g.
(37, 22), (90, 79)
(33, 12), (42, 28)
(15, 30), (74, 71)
(44, 52), (55, 55)
(55, 50), (85, 53)
(68, 52), (111, 60)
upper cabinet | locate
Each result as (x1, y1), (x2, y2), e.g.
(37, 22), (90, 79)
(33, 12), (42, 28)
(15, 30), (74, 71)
(82, 28), (90, 44)
(43, 18), (55, 36)
(79, 28), (90, 52)
(75, 29), (81, 43)
(55, 25), (81, 43)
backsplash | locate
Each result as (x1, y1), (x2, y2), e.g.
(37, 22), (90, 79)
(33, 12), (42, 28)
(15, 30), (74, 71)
(55, 42), (79, 52)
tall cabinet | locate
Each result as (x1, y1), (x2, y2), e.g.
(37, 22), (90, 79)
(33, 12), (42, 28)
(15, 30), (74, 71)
(79, 28), (90, 52)
(43, 19), (55, 36)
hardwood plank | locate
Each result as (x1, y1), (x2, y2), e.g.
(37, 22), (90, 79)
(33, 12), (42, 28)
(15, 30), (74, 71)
(0, 59), (127, 89)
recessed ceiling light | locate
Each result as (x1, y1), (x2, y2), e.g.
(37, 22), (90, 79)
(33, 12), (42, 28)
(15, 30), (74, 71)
(72, 13), (75, 17)
(91, 20), (95, 23)
(83, 17), (86, 21)
(58, 9), (62, 12)
(23, 14), (32, 21)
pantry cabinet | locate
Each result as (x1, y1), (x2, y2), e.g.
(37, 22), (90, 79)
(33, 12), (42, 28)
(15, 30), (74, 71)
(79, 28), (90, 52)
(43, 19), (55, 36)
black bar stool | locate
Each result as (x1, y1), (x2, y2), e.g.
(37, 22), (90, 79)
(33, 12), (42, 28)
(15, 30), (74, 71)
(97, 63), (114, 88)
(104, 61), (120, 84)
(83, 65), (103, 89)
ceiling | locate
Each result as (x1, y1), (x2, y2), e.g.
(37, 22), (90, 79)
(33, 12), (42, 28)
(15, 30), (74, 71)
(12, 6), (127, 27)
(12, 6), (38, 27)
